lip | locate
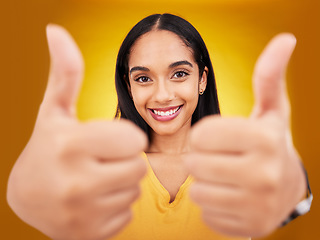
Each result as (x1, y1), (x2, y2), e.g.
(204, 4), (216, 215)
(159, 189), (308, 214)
(148, 105), (183, 122)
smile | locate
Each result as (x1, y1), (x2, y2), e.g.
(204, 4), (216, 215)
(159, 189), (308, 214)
(153, 106), (180, 116)
(148, 105), (183, 121)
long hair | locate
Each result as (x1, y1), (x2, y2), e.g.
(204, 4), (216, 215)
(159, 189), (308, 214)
(115, 13), (220, 139)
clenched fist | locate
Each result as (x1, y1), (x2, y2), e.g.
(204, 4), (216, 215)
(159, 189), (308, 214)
(185, 34), (307, 238)
(7, 25), (147, 240)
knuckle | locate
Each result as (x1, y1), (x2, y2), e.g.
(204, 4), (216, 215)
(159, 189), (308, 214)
(132, 186), (141, 200)
(55, 205), (86, 239)
(114, 208), (133, 228)
(185, 153), (203, 177)
(54, 133), (75, 160)
(255, 67), (274, 83)
(59, 179), (88, 208)
(123, 209), (133, 225)
(56, 187), (99, 240)
(131, 158), (147, 181)
(255, 128), (283, 154)
(62, 65), (82, 81)
(202, 212), (213, 225)
(102, 209), (133, 240)
(126, 186), (141, 204)
(189, 184), (205, 204)
(189, 185), (198, 203)
(258, 167), (281, 194)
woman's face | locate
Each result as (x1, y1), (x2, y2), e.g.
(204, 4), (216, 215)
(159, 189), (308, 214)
(128, 30), (207, 136)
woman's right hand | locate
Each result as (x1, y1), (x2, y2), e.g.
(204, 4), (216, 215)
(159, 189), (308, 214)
(7, 25), (147, 240)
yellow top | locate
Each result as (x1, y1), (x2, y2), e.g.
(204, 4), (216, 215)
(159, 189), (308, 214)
(110, 153), (250, 240)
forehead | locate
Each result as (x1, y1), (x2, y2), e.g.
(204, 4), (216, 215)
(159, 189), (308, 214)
(128, 30), (195, 68)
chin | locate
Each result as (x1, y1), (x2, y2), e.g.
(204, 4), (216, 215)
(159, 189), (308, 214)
(151, 128), (177, 137)
(150, 121), (191, 137)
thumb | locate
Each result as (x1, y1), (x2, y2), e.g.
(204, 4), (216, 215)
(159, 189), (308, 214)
(251, 33), (296, 121)
(41, 24), (84, 117)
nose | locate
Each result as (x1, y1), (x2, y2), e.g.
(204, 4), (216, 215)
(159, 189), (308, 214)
(153, 79), (174, 103)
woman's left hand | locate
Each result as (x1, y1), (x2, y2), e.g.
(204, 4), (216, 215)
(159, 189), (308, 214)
(185, 34), (306, 238)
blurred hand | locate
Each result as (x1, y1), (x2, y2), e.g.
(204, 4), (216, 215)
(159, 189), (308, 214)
(7, 25), (147, 240)
(185, 34), (306, 238)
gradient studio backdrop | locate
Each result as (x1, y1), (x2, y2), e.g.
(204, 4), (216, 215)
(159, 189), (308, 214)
(2, 0), (319, 239)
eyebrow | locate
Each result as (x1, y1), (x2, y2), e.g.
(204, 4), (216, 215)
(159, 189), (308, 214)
(129, 60), (193, 75)
(129, 66), (150, 75)
(169, 60), (193, 69)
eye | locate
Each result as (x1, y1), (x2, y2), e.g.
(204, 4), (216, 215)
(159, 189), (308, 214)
(134, 76), (151, 83)
(173, 71), (189, 79)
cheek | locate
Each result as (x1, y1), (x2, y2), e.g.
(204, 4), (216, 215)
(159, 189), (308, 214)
(179, 81), (199, 105)
(131, 87), (149, 112)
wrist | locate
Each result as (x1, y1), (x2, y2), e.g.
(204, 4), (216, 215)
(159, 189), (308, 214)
(281, 164), (312, 226)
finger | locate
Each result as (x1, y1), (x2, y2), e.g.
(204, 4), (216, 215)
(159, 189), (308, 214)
(66, 187), (138, 240)
(94, 186), (140, 218)
(98, 209), (132, 240)
(251, 33), (296, 120)
(190, 182), (244, 211)
(184, 152), (244, 186)
(63, 158), (145, 205)
(68, 119), (148, 159)
(202, 213), (249, 238)
(41, 24), (84, 117)
(90, 157), (147, 193)
(190, 116), (274, 153)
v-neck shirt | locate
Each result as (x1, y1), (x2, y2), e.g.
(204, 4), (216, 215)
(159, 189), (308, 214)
(110, 153), (250, 240)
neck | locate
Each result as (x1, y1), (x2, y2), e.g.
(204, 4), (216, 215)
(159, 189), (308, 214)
(147, 124), (191, 155)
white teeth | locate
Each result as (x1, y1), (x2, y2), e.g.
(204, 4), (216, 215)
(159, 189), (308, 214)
(153, 106), (180, 116)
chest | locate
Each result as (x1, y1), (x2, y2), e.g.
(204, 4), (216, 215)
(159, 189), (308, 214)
(146, 153), (189, 203)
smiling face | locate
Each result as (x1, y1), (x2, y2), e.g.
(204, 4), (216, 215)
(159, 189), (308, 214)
(128, 30), (207, 137)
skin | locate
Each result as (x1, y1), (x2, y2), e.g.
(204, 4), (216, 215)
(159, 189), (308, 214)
(7, 25), (148, 240)
(186, 35), (306, 237)
(128, 30), (207, 138)
(128, 30), (207, 202)
(7, 24), (306, 240)
(129, 29), (306, 237)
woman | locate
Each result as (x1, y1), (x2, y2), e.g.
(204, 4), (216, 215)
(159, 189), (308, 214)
(112, 13), (225, 240)
(7, 13), (311, 240)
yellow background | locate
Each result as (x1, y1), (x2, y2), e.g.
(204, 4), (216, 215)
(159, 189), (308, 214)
(1, 0), (319, 239)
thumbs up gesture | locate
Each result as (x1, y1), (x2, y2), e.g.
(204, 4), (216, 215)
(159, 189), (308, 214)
(7, 25), (147, 240)
(185, 34), (307, 238)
